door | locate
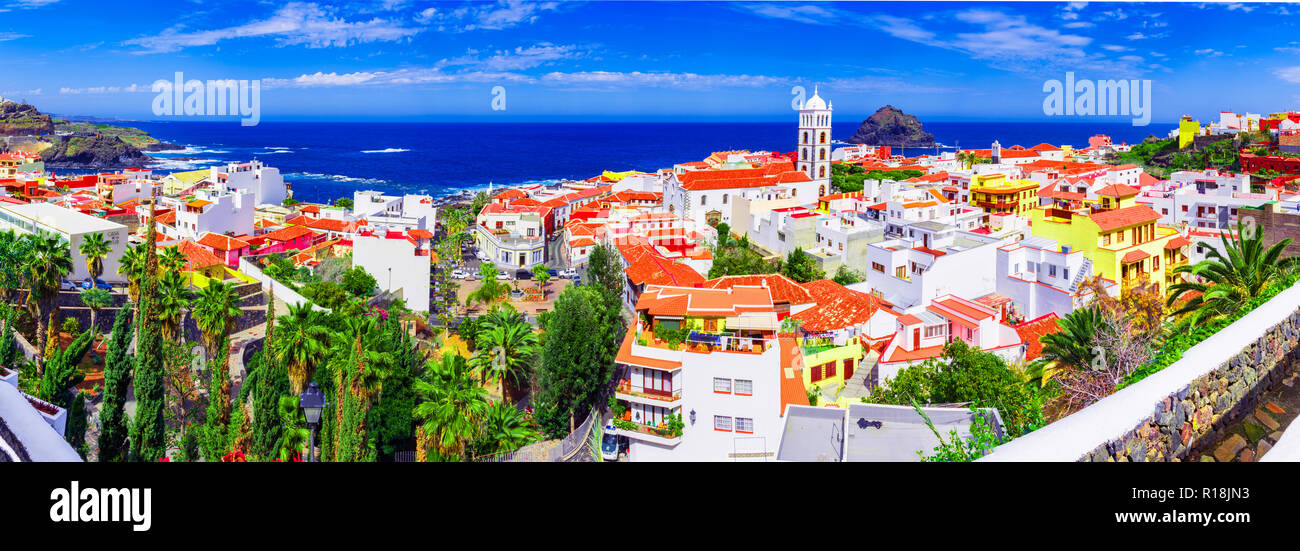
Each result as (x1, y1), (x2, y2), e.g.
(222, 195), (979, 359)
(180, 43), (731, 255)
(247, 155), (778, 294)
(912, 328), (920, 348)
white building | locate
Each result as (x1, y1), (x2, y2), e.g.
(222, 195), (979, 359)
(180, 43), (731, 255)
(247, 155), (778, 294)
(351, 228), (434, 313)
(174, 187), (255, 240)
(855, 228), (1009, 310)
(0, 202), (128, 282)
(614, 285), (790, 461)
(994, 235), (1119, 321)
(211, 160), (287, 207)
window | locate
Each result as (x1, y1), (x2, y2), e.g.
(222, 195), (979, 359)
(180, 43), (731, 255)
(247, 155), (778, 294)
(1048, 264), (1057, 277)
(1063, 268), (1069, 280)
(700, 195), (707, 206)
(735, 379), (753, 396)
(1102, 233), (1111, 246)
(532, 250), (543, 263)
(872, 262), (885, 273)
(722, 194), (728, 205)
(713, 377), (732, 394)
(1153, 255), (1160, 270)
(1182, 205), (1188, 212)
(714, 416), (733, 432)
(735, 418), (754, 433)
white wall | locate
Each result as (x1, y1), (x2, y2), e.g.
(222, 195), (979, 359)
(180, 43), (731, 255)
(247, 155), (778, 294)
(353, 235), (432, 313)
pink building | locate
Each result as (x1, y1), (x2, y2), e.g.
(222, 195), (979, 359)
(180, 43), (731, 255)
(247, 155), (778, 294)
(196, 232), (253, 268)
(254, 225), (316, 254)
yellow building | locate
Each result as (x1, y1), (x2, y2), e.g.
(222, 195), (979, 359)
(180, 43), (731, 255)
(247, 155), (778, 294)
(1178, 116), (1200, 149)
(1029, 190), (1185, 296)
(162, 169), (211, 196)
(969, 173), (1040, 216)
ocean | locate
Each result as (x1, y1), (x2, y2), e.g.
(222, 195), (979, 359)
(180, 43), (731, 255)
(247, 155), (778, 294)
(126, 120), (1178, 205)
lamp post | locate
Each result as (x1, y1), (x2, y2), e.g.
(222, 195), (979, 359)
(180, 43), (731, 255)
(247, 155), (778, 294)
(300, 382), (326, 462)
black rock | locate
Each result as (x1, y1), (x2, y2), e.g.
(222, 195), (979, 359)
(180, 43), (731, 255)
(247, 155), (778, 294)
(846, 105), (936, 147)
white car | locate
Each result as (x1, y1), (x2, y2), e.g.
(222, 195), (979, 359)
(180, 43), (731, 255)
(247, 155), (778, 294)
(59, 278), (80, 291)
(559, 269), (578, 279)
(451, 269), (469, 279)
(496, 273), (511, 281)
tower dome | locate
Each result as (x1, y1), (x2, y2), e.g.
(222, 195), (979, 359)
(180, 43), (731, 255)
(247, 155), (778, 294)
(803, 85), (827, 111)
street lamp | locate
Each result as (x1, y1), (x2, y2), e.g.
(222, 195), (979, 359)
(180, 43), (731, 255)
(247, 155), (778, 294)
(300, 382), (326, 462)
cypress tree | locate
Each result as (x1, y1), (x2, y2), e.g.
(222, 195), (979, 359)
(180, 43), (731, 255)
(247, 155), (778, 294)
(130, 204), (167, 462)
(200, 333), (231, 462)
(97, 302), (133, 462)
(251, 290), (282, 460)
(66, 391), (88, 459)
(0, 307), (17, 369)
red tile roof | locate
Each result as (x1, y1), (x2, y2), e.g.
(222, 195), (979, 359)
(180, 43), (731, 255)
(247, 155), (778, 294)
(1165, 236), (1191, 249)
(790, 279), (888, 332)
(196, 232), (250, 251)
(635, 284), (773, 317)
(703, 274), (814, 306)
(261, 224), (316, 243)
(1014, 313), (1061, 361)
(164, 240), (226, 271)
(621, 243), (706, 288)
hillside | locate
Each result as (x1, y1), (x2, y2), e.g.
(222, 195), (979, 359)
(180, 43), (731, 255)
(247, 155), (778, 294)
(0, 100), (177, 168)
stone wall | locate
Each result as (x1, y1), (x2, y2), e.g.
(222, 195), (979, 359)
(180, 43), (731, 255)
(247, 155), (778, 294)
(1084, 312), (1300, 462)
(982, 281), (1300, 462)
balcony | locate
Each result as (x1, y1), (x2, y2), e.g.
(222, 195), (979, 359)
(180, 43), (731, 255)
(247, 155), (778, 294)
(616, 379), (683, 404)
(614, 419), (683, 446)
(635, 327), (772, 355)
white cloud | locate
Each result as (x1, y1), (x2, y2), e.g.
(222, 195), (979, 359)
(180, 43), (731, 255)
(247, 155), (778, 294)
(1064, 21), (1095, 28)
(1194, 48), (1224, 57)
(1276, 66), (1300, 84)
(739, 3), (837, 25)
(58, 83), (151, 95)
(419, 0), (561, 32)
(1102, 44), (1130, 52)
(1226, 3), (1255, 12)
(1126, 32), (1149, 40)
(124, 2), (422, 54)
(0, 31), (28, 41)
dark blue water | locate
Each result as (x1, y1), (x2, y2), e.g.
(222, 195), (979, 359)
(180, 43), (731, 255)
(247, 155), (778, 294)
(127, 121), (1177, 205)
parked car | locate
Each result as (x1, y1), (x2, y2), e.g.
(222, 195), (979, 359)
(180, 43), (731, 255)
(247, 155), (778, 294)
(80, 277), (112, 291)
(59, 278), (80, 291)
(558, 269), (577, 279)
(451, 269), (470, 279)
(496, 273), (511, 281)
(547, 269), (559, 278)
(515, 269), (533, 280)
(601, 428), (629, 462)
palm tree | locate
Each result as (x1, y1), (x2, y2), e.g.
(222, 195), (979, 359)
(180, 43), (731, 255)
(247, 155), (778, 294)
(413, 353), (488, 460)
(0, 229), (33, 303)
(193, 280), (241, 356)
(1033, 306), (1105, 385)
(1167, 220), (1298, 327)
(481, 401), (536, 454)
(533, 264), (551, 299)
(79, 288), (113, 334)
(276, 301), (329, 395)
(469, 314), (538, 402)
(467, 263), (509, 309)
(957, 151), (977, 169)
(117, 243), (146, 305)
(159, 245), (187, 274)
(155, 269), (191, 341)
(78, 232), (112, 282)
(24, 233), (73, 375)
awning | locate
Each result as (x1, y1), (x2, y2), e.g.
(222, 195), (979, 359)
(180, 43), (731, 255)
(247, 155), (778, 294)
(725, 312), (779, 331)
(1122, 249), (1151, 263)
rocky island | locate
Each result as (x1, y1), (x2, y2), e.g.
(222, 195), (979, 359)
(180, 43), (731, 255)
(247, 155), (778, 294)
(0, 100), (179, 169)
(846, 105), (936, 147)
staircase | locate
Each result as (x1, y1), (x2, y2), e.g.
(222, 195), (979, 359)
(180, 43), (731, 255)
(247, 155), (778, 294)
(1067, 257), (1092, 293)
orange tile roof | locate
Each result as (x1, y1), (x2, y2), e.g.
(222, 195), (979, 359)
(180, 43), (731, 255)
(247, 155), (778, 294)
(615, 332), (682, 371)
(299, 205), (321, 214)
(897, 314), (924, 326)
(186, 199), (212, 209)
(1014, 313), (1061, 361)
(1165, 236), (1191, 249)
(1122, 249), (1151, 263)
(635, 285), (773, 317)
(676, 162), (810, 191)
(778, 337), (809, 416)
(1095, 184), (1139, 197)
(881, 342), (945, 364)
(703, 274), (814, 305)
(407, 228), (433, 239)
(196, 232), (250, 251)
(928, 297), (995, 325)
(1089, 204), (1160, 231)
(494, 188), (527, 200)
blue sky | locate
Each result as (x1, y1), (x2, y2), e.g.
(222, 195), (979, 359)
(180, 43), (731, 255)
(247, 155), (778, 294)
(0, 0), (1297, 123)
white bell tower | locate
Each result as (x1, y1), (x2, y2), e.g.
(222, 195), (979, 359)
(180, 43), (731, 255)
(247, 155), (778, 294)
(796, 86), (832, 181)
